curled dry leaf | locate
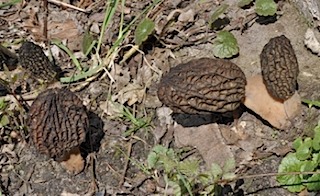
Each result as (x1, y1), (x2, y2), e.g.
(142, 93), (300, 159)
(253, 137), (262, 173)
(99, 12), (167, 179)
(244, 75), (301, 129)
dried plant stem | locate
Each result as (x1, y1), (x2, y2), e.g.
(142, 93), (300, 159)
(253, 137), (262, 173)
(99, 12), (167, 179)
(47, 0), (88, 13)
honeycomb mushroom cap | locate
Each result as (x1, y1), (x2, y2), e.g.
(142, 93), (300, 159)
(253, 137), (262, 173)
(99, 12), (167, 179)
(157, 58), (247, 114)
(28, 88), (88, 160)
(260, 35), (299, 101)
(19, 41), (58, 81)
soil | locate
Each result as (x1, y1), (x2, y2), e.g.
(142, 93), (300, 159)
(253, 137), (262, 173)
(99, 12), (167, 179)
(1, 0), (320, 196)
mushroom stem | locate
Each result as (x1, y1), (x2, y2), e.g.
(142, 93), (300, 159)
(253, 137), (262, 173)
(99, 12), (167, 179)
(59, 146), (85, 174)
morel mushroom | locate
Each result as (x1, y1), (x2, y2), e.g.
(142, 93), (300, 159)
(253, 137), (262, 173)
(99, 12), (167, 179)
(260, 35), (299, 101)
(28, 88), (88, 173)
(157, 58), (246, 114)
(0, 45), (18, 71)
(19, 41), (58, 82)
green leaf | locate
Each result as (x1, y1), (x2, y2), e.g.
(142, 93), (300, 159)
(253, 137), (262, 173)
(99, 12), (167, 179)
(210, 163), (223, 179)
(212, 31), (239, 58)
(312, 153), (320, 165)
(134, 18), (155, 45)
(293, 138), (303, 150)
(300, 161), (317, 176)
(296, 138), (312, 161)
(178, 160), (199, 177)
(147, 151), (159, 169)
(0, 98), (7, 110)
(223, 158), (235, 173)
(302, 99), (320, 108)
(161, 155), (177, 174)
(0, 0), (21, 9)
(313, 130), (320, 151)
(306, 173), (320, 191)
(82, 30), (96, 56)
(0, 115), (9, 127)
(51, 39), (83, 71)
(238, 0), (254, 7)
(151, 145), (168, 154)
(255, 0), (277, 16)
(277, 153), (305, 192)
(209, 4), (229, 25)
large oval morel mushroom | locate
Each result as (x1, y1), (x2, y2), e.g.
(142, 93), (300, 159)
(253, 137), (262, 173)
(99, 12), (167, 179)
(19, 41), (58, 82)
(157, 58), (246, 114)
(27, 88), (88, 173)
(260, 35), (299, 101)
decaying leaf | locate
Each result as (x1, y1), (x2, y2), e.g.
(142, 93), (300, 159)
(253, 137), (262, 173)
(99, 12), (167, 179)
(244, 75), (301, 129)
(178, 9), (195, 22)
(99, 99), (124, 118)
(304, 28), (320, 56)
(174, 123), (234, 168)
(114, 82), (145, 106)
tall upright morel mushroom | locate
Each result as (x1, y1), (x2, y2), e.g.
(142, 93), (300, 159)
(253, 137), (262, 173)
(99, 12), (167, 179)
(260, 35), (299, 101)
(19, 41), (58, 82)
(157, 58), (247, 115)
(28, 88), (88, 173)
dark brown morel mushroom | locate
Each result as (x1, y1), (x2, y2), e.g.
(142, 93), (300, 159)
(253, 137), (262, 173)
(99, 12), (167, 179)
(28, 88), (88, 173)
(157, 58), (246, 114)
(260, 35), (299, 101)
(19, 41), (58, 82)
(0, 45), (18, 71)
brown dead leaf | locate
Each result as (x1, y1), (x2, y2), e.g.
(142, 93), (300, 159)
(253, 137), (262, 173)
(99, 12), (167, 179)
(48, 19), (79, 41)
(178, 9), (195, 22)
(110, 64), (131, 90)
(244, 75), (301, 129)
(174, 123), (233, 168)
(112, 82), (145, 106)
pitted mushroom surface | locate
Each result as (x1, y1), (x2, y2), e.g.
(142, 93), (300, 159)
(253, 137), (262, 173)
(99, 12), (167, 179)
(260, 35), (299, 101)
(27, 88), (88, 160)
(19, 41), (58, 82)
(157, 58), (246, 114)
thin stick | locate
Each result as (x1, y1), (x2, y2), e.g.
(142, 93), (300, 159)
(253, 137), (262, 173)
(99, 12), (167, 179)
(119, 140), (133, 187)
(43, 0), (48, 41)
(48, 0), (88, 13)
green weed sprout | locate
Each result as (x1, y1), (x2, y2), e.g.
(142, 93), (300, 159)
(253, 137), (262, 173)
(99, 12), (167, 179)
(277, 121), (320, 192)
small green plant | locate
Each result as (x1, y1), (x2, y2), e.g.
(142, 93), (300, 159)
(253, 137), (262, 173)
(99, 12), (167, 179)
(134, 18), (155, 45)
(212, 31), (239, 58)
(209, 4), (229, 27)
(0, 0), (21, 9)
(0, 98), (9, 128)
(59, 0), (162, 83)
(121, 106), (151, 137)
(238, 0), (277, 16)
(302, 99), (320, 108)
(146, 145), (236, 195)
(277, 121), (320, 192)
